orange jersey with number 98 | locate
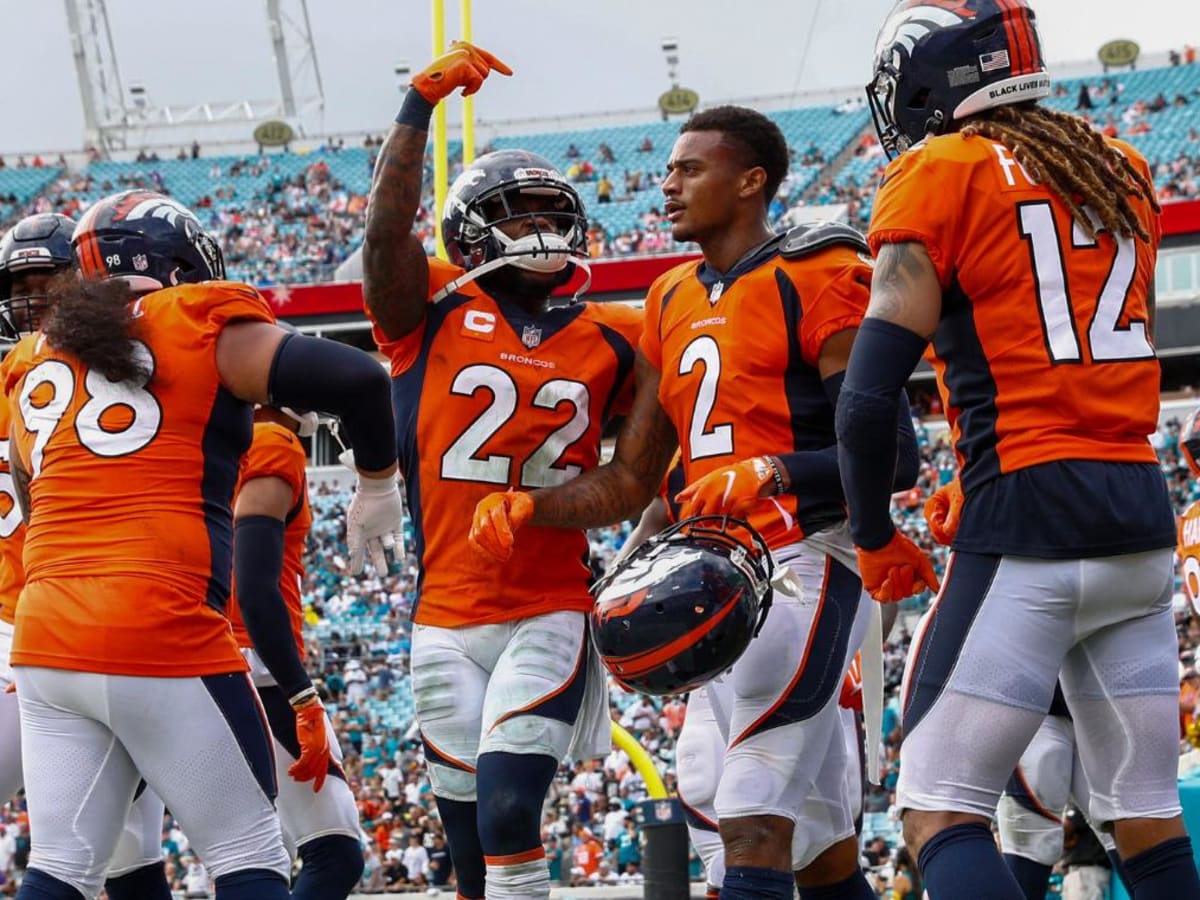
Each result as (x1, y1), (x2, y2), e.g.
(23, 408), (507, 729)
(3, 282), (274, 676)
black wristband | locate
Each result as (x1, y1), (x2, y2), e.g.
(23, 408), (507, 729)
(395, 91), (434, 130)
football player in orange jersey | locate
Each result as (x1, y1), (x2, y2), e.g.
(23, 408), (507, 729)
(471, 105), (920, 900)
(228, 398), (363, 900)
(4, 190), (403, 900)
(1179, 409), (1200, 617)
(0, 213), (176, 900)
(835, 1), (1199, 897)
(363, 43), (641, 900)
(925, 478), (1132, 899)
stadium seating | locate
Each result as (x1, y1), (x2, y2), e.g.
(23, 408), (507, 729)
(3, 62), (1198, 289)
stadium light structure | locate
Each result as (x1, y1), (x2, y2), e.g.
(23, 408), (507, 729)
(661, 37), (680, 88)
(64, 0), (326, 155)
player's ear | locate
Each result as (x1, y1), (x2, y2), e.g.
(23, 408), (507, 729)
(740, 166), (767, 203)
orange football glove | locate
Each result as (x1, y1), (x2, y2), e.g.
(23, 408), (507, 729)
(469, 489), (534, 561)
(923, 478), (964, 546)
(288, 693), (334, 793)
(675, 456), (782, 519)
(412, 41), (513, 104)
(856, 530), (940, 603)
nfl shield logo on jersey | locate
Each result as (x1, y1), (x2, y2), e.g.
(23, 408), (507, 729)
(132, 253), (149, 272)
(521, 324), (542, 349)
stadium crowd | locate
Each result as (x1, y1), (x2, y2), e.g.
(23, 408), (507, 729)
(1, 56), (1198, 291)
(1, 410), (1194, 896)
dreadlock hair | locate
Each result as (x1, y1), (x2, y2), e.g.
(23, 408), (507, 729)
(42, 274), (151, 384)
(681, 105), (790, 209)
(961, 102), (1160, 242)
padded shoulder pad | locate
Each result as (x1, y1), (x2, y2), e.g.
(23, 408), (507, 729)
(779, 221), (870, 259)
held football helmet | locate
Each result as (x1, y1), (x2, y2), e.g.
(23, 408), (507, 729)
(0, 213), (76, 340)
(867, 0), (1051, 158)
(72, 190), (225, 292)
(436, 150), (591, 301)
(590, 515), (774, 696)
(1182, 407), (1200, 479)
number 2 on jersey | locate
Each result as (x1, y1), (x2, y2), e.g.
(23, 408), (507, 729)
(17, 341), (162, 477)
(440, 364), (591, 488)
(680, 335), (734, 460)
(1018, 201), (1153, 364)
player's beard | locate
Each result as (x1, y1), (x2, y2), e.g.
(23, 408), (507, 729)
(478, 264), (566, 310)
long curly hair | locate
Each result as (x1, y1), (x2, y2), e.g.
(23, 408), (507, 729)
(42, 275), (151, 384)
(962, 103), (1160, 241)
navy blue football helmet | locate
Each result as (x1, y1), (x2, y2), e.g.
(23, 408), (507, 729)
(72, 190), (224, 291)
(0, 213), (76, 340)
(440, 150), (588, 294)
(868, 0), (1051, 157)
(590, 516), (774, 696)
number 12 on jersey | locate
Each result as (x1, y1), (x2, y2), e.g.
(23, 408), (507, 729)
(1018, 201), (1154, 365)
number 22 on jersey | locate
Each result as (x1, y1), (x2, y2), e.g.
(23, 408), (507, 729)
(439, 363), (591, 489)
(16, 340), (161, 477)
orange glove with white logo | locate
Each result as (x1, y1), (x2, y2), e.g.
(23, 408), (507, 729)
(856, 530), (940, 603)
(288, 691), (336, 793)
(675, 456), (784, 520)
(923, 478), (964, 546)
(469, 489), (535, 561)
(412, 41), (513, 104)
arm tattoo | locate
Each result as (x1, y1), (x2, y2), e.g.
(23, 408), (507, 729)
(868, 241), (942, 338)
(531, 354), (679, 529)
(363, 122), (432, 341)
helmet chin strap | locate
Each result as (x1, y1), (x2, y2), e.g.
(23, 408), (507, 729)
(430, 250), (592, 304)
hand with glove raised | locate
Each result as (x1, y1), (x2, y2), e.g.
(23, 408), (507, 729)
(287, 690), (338, 793)
(923, 477), (963, 546)
(345, 473), (405, 575)
(675, 456), (785, 520)
(468, 489), (534, 561)
(412, 41), (512, 104)
(856, 529), (939, 603)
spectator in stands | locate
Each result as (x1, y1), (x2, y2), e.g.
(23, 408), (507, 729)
(190, 139), (200, 159)
(596, 173), (613, 203)
(1077, 83), (1094, 110)
(598, 141), (615, 163)
(1171, 49), (1183, 67)
(566, 142), (580, 159)
(638, 135), (654, 153)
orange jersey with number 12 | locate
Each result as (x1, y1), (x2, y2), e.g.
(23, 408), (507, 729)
(4, 282), (274, 676)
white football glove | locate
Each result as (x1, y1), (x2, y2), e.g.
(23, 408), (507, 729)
(346, 473), (404, 575)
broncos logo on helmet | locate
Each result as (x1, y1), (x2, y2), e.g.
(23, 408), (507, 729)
(590, 515), (774, 696)
(73, 190), (225, 293)
(868, 0), (1050, 157)
(435, 150), (591, 301)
